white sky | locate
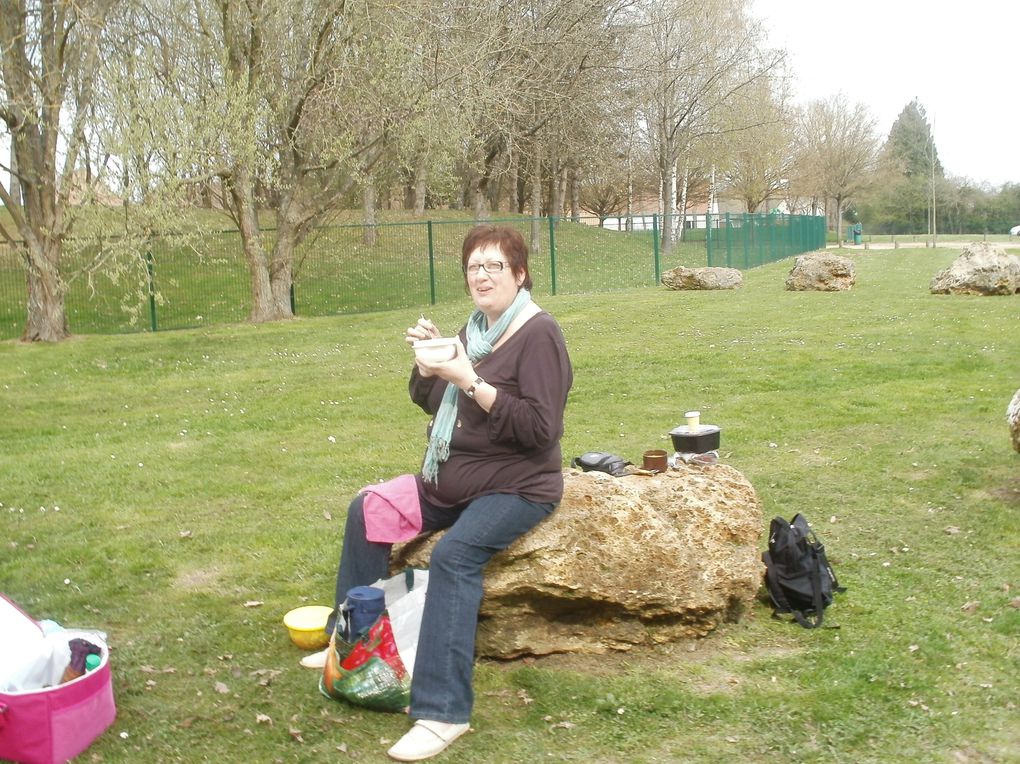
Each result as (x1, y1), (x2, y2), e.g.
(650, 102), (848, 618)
(751, 0), (1020, 188)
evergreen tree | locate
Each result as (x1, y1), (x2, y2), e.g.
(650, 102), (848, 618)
(886, 99), (943, 179)
(857, 99), (944, 234)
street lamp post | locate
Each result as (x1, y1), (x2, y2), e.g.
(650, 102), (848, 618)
(931, 137), (937, 247)
(929, 116), (937, 247)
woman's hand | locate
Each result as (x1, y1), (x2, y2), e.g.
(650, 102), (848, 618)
(405, 314), (441, 345)
(407, 315), (442, 377)
(414, 337), (476, 389)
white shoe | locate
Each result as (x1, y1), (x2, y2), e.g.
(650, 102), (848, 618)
(386, 720), (470, 761)
(299, 647), (329, 669)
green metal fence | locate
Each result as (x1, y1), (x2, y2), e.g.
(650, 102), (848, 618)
(0, 212), (824, 339)
(706, 211), (827, 269)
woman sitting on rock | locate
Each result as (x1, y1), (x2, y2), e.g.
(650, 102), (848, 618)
(309, 223), (572, 762)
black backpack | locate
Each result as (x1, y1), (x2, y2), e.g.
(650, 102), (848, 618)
(762, 514), (844, 629)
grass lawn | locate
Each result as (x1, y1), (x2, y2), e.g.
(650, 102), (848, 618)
(1, 247), (1017, 763)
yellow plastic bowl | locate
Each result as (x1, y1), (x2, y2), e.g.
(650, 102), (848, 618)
(283, 605), (332, 650)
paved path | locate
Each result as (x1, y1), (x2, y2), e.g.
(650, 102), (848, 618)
(828, 240), (1020, 251)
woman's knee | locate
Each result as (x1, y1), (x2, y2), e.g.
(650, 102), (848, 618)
(344, 494), (367, 533)
(428, 534), (486, 576)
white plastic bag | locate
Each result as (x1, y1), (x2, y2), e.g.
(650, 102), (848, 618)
(0, 595), (70, 692)
(366, 568), (428, 676)
(0, 595), (110, 692)
(321, 568), (428, 711)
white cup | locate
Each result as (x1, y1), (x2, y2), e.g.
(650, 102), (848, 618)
(685, 410), (700, 431)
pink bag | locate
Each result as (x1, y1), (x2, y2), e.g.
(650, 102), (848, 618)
(0, 595), (116, 764)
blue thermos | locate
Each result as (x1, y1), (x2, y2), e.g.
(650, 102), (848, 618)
(344, 586), (385, 638)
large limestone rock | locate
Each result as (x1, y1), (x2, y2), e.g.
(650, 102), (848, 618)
(1008, 389), (1020, 453)
(785, 253), (856, 291)
(930, 242), (1020, 295)
(662, 265), (743, 290)
(393, 465), (764, 658)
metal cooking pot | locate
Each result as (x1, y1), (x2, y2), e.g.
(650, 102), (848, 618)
(669, 424), (721, 454)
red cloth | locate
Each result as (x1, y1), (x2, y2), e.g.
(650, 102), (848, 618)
(360, 474), (422, 543)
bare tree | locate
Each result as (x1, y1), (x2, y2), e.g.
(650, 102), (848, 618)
(578, 98), (659, 226)
(0, 0), (117, 341)
(194, 0), (388, 321)
(794, 94), (879, 240)
(153, 0), (463, 322)
(720, 78), (793, 213)
(636, 0), (783, 251)
(451, 0), (632, 222)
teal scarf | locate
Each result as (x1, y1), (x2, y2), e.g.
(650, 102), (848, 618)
(421, 288), (532, 484)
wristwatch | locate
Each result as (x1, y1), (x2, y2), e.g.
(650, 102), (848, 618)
(464, 376), (485, 398)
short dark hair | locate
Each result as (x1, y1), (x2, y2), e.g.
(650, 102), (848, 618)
(460, 224), (533, 290)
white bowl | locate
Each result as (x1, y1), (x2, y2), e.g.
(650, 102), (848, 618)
(412, 337), (458, 363)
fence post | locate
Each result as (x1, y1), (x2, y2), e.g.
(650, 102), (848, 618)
(427, 220), (437, 305)
(145, 251), (158, 332)
(725, 213), (732, 267)
(652, 211), (660, 283)
(547, 216), (557, 296)
(743, 213), (751, 270)
(289, 282), (296, 315)
(768, 214), (775, 265)
(756, 214), (763, 266)
(706, 211), (713, 266)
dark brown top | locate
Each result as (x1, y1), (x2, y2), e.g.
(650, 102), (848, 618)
(409, 311), (572, 507)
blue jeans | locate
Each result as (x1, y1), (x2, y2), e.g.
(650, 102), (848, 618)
(332, 490), (554, 723)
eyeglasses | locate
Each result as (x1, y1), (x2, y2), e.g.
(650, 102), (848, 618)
(465, 260), (508, 275)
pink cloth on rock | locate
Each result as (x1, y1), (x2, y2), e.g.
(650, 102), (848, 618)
(360, 473), (423, 543)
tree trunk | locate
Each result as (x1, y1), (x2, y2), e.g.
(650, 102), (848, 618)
(229, 167), (280, 323)
(569, 165), (580, 223)
(626, 152), (634, 232)
(556, 165), (567, 218)
(660, 172), (674, 254)
(413, 161), (427, 216)
(486, 154), (503, 213)
(529, 148), (543, 252)
(669, 160), (679, 244)
(678, 157), (690, 242)
(402, 174), (415, 210)
(548, 157), (562, 219)
(9, 143), (21, 206)
(472, 178), (488, 219)
(708, 165), (717, 219)
(835, 195), (844, 243)
(269, 225), (297, 318)
(363, 179), (377, 246)
(509, 162), (521, 214)
(22, 241), (69, 342)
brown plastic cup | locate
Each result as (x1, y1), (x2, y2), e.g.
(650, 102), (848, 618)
(642, 449), (668, 473)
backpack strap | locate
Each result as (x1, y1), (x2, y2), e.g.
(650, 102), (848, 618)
(789, 548), (825, 629)
(761, 550), (789, 612)
(763, 548), (826, 629)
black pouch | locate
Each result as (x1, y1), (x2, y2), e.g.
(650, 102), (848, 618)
(571, 451), (631, 477)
